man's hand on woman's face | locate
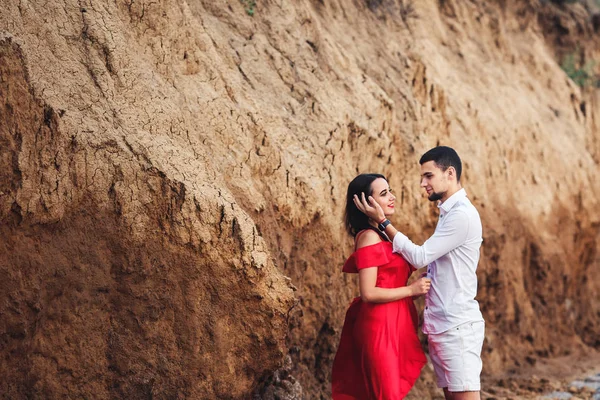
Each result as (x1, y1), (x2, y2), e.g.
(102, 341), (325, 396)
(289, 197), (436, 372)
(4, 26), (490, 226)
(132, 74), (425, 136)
(353, 193), (386, 222)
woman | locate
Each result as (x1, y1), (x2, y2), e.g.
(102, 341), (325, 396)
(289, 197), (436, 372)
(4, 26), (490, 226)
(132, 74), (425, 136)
(332, 174), (431, 400)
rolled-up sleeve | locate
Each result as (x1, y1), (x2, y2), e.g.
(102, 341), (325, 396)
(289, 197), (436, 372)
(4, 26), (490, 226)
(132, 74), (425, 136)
(392, 210), (469, 268)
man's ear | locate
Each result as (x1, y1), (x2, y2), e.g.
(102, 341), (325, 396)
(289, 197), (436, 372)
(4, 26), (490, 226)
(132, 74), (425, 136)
(447, 166), (456, 181)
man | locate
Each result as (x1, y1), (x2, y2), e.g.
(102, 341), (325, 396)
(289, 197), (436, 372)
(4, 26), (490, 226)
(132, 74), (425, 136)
(354, 146), (485, 400)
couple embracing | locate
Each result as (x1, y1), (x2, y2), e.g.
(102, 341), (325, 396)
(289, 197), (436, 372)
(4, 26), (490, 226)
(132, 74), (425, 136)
(332, 146), (485, 400)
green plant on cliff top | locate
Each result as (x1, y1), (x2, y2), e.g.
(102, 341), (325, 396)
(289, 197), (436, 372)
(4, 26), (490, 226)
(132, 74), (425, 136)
(241, 0), (256, 16)
(560, 51), (598, 88)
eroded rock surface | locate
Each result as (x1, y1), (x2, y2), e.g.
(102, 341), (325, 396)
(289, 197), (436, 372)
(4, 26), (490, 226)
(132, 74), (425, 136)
(0, 0), (598, 398)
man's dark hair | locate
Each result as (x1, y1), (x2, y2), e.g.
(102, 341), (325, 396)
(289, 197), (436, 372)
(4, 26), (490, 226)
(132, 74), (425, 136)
(344, 173), (386, 237)
(419, 146), (462, 182)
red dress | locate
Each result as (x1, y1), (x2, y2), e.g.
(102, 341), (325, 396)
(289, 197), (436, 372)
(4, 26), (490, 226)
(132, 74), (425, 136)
(331, 236), (427, 400)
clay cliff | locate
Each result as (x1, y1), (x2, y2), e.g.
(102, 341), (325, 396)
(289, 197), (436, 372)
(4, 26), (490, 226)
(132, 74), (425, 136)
(0, 0), (599, 399)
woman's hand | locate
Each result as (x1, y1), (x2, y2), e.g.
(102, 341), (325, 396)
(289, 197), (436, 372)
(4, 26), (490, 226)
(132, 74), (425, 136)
(409, 277), (431, 296)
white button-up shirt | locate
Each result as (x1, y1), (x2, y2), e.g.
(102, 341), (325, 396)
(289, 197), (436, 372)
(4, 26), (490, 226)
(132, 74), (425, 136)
(392, 188), (484, 334)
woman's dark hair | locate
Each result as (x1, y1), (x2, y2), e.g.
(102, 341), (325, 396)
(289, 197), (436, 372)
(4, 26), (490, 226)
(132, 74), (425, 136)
(344, 173), (387, 237)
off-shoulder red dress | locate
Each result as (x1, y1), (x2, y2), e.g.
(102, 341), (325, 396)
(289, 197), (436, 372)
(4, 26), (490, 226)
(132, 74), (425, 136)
(331, 233), (427, 400)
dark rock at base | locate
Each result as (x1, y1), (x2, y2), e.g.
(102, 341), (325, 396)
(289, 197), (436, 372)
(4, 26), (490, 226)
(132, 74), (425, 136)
(253, 356), (303, 400)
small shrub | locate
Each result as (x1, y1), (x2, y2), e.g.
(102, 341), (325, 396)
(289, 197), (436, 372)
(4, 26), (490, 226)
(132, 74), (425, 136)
(560, 51), (599, 88)
(241, 0), (256, 16)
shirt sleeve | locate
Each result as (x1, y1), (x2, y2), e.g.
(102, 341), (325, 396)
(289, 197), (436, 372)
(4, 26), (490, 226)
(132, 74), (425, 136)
(392, 209), (469, 268)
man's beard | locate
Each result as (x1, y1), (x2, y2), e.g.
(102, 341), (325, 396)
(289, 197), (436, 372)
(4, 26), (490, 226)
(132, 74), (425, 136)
(428, 191), (444, 202)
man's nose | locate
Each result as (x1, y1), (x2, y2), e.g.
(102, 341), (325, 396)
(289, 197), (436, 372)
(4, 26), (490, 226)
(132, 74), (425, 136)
(420, 178), (427, 187)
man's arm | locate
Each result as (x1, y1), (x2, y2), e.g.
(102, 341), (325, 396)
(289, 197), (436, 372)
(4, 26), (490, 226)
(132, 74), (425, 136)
(353, 193), (469, 268)
(388, 211), (469, 267)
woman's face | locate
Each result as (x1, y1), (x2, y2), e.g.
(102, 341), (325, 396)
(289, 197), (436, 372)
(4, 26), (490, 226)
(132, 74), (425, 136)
(369, 178), (396, 217)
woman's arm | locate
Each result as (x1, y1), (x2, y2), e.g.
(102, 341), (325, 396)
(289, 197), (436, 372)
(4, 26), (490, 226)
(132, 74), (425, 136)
(356, 230), (431, 303)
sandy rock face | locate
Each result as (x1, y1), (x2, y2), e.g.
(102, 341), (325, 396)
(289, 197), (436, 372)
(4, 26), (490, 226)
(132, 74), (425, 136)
(0, 19), (295, 399)
(0, 0), (599, 399)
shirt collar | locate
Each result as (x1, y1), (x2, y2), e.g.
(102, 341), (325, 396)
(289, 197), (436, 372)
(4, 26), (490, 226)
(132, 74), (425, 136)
(438, 188), (467, 214)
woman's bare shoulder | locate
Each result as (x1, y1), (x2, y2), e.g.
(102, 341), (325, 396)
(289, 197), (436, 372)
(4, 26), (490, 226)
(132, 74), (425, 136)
(355, 229), (383, 250)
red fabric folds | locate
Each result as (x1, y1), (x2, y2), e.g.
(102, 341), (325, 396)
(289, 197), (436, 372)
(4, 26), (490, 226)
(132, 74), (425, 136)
(332, 236), (426, 400)
(342, 242), (392, 273)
